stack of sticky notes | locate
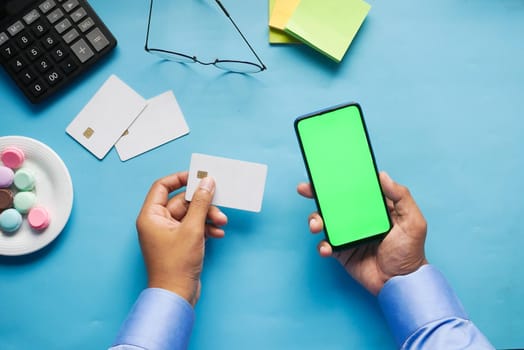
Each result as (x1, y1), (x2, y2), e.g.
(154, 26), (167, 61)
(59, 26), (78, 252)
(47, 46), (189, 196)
(268, 0), (371, 63)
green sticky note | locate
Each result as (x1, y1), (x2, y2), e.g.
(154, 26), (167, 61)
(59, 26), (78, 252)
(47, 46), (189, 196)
(284, 0), (371, 62)
(269, 0), (301, 44)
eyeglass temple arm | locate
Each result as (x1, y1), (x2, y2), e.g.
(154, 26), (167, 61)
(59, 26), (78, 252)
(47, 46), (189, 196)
(215, 0), (266, 69)
(144, 0), (154, 51)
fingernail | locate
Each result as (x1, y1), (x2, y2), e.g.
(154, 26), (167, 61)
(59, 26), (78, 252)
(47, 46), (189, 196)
(382, 171), (392, 182)
(309, 218), (317, 227)
(199, 177), (215, 193)
(218, 211), (227, 221)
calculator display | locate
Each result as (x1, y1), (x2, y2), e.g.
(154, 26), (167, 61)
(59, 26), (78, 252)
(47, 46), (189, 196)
(0, 2), (7, 20)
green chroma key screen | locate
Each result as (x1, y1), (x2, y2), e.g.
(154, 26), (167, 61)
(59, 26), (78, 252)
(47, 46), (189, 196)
(295, 103), (391, 248)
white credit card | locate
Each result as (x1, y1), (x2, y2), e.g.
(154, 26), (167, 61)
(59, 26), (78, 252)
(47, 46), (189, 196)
(115, 90), (190, 161)
(65, 75), (147, 159)
(185, 153), (268, 213)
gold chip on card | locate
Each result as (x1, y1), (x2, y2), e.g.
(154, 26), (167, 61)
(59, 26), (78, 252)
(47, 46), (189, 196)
(83, 127), (94, 139)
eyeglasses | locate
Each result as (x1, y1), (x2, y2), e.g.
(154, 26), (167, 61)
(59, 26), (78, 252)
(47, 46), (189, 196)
(145, 0), (267, 74)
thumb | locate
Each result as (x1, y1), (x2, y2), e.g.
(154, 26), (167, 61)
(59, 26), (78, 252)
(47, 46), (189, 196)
(379, 171), (404, 203)
(379, 171), (417, 217)
(184, 177), (215, 228)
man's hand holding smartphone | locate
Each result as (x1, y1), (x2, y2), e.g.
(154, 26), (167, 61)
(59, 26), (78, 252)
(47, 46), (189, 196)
(297, 171), (428, 295)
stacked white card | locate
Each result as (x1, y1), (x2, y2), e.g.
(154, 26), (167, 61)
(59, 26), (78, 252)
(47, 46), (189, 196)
(66, 75), (189, 161)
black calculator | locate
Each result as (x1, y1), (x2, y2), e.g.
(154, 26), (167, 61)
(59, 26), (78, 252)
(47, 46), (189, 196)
(0, 0), (116, 104)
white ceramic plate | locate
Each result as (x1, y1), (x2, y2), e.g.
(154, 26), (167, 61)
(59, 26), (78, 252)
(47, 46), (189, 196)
(0, 136), (73, 256)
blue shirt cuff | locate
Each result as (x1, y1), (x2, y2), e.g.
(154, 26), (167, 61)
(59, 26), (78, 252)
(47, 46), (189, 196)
(112, 288), (195, 350)
(377, 264), (468, 347)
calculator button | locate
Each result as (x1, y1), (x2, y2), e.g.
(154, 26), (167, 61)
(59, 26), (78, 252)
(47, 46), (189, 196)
(26, 44), (44, 61)
(50, 44), (68, 62)
(39, 0), (56, 14)
(62, 29), (79, 44)
(71, 39), (93, 63)
(60, 57), (78, 74)
(10, 56), (28, 73)
(23, 10), (41, 25)
(62, 0), (79, 13)
(31, 21), (49, 37)
(70, 7), (86, 23)
(45, 69), (63, 85)
(54, 18), (72, 34)
(0, 32), (8, 46)
(1, 43), (17, 60)
(78, 17), (94, 33)
(16, 32), (33, 49)
(86, 28), (109, 52)
(36, 56), (52, 72)
(29, 80), (46, 97)
(7, 21), (25, 37)
(42, 34), (59, 49)
(20, 68), (37, 85)
(47, 8), (64, 24)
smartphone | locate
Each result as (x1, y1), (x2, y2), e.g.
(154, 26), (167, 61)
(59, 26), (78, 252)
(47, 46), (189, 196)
(294, 103), (391, 250)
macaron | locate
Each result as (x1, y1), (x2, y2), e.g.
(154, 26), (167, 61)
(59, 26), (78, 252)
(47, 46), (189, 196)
(0, 166), (14, 188)
(13, 191), (36, 214)
(14, 168), (35, 191)
(0, 208), (23, 233)
(28, 207), (50, 231)
(0, 189), (14, 212)
(1, 146), (25, 169)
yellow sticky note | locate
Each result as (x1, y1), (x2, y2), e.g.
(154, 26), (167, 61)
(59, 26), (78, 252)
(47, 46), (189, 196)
(269, 0), (301, 44)
(269, 0), (301, 31)
(269, 28), (300, 44)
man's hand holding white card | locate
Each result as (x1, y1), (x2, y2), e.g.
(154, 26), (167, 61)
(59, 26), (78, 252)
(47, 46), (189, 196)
(186, 153), (268, 213)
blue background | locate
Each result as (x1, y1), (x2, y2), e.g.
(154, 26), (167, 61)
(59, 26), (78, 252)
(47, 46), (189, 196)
(1, 0), (523, 349)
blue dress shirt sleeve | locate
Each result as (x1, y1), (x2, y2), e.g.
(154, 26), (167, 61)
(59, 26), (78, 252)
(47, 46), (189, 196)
(110, 288), (195, 350)
(378, 264), (494, 349)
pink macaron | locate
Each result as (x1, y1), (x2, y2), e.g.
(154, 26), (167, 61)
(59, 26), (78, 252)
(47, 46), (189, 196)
(1, 146), (25, 169)
(28, 207), (50, 231)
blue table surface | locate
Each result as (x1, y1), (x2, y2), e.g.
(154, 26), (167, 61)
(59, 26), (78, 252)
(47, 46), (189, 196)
(1, 1), (523, 349)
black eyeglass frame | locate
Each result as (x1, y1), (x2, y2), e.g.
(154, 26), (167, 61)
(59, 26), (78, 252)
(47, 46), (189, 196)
(145, 0), (267, 73)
